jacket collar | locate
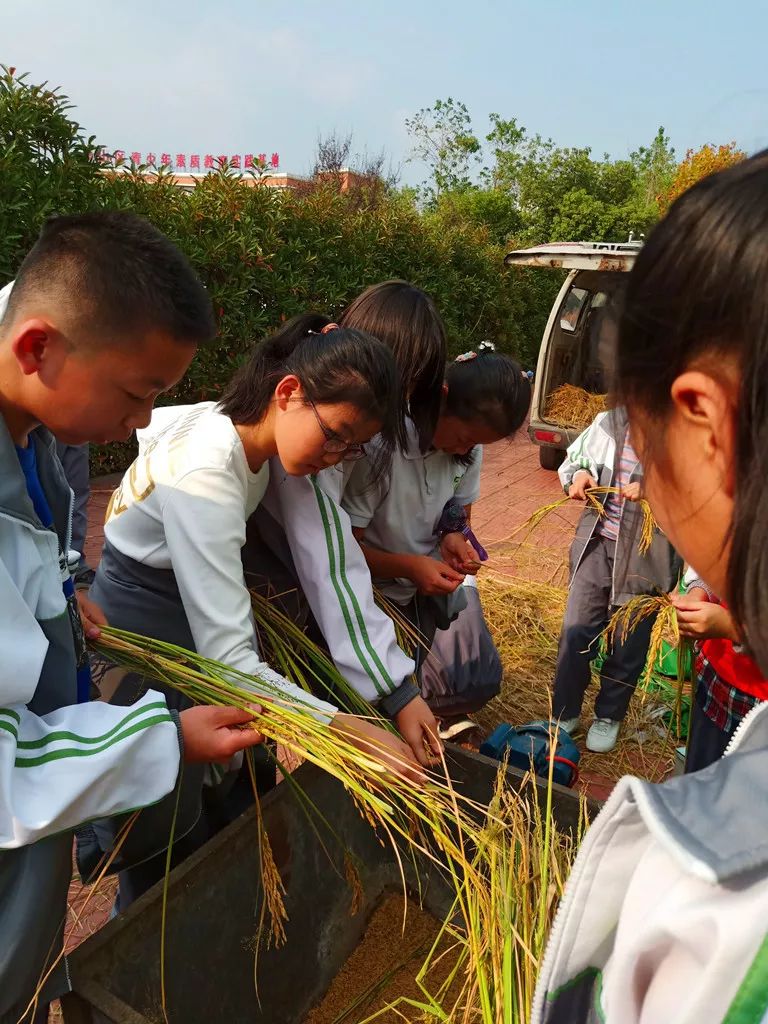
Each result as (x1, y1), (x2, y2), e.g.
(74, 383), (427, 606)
(0, 412), (71, 549)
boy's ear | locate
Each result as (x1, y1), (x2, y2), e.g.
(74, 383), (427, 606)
(11, 320), (61, 377)
(442, 382), (449, 396)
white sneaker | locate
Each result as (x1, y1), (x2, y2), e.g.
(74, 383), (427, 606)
(586, 718), (621, 753)
(558, 716), (580, 735)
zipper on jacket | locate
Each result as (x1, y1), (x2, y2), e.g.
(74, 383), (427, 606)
(531, 781), (628, 1023)
(59, 485), (75, 583)
(609, 455), (639, 605)
(723, 700), (768, 757)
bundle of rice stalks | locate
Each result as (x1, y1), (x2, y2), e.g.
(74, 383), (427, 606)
(512, 487), (658, 557)
(249, 588), (376, 718)
(87, 628), (592, 1024)
(603, 592), (680, 689)
(545, 384), (607, 430)
(370, 760), (588, 1023)
(90, 627), (491, 939)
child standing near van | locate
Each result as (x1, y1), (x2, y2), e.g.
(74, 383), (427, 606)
(0, 212), (265, 1023)
(553, 407), (681, 753)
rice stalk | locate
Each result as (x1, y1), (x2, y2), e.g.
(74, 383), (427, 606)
(249, 588), (378, 718)
(545, 385), (607, 430)
(602, 592), (679, 689)
(366, 760), (588, 1023)
(511, 487), (658, 560)
(90, 627), (494, 930)
(373, 588), (428, 663)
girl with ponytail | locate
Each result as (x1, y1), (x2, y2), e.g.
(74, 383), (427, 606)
(86, 313), (422, 911)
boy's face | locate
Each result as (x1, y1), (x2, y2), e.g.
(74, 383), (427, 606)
(17, 325), (195, 444)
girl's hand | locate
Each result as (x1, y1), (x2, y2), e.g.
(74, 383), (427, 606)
(440, 532), (482, 574)
(568, 472), (598, 500)
(331, 713), (426, 784)
(672, 597), (739, 641)
(622, 481), (642, 502)
(408, 554), (464, 595)
(395, 695), (442, 767)
(76, 590), (108, 640)
(180, 705), (265, 764)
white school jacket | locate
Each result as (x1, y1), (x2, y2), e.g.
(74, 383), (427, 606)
(533, 700), (768, 1024)
(0, 418), (181, 1018)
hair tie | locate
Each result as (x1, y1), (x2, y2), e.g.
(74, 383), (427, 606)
(307, 322), (340, 337)
(455, 340), (496, 362)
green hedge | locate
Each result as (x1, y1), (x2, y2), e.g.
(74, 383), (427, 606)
(2, 68), (558, 476)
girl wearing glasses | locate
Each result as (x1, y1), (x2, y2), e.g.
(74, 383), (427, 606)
(245, 282), (448, 768)
(85, 313), (423, 910)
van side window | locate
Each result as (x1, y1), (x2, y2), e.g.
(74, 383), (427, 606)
(559, 287), (589, 332)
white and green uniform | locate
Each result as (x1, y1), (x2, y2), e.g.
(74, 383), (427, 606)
(258, 460), (419, 716)
(85, 404), (338, 889)
(0, 418), (182, 1019)
(534, 701), (768, 1024)
(341, 423), (483, 605)
(93, 402), (336, 719)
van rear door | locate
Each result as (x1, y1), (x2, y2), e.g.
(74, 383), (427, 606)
(505, 242), (641, 469)
(504, 241), (642, 273)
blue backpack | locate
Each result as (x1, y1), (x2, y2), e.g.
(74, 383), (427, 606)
(480, 721), (580, 788)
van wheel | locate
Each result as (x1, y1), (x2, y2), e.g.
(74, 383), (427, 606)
(539, 447), (565, 471)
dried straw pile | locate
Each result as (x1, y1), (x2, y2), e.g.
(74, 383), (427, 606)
(545, 384), (607, 430)
(476, 572), (679, 785)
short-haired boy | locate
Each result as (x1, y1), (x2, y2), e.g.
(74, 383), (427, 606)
(0, 212), (263, 1022)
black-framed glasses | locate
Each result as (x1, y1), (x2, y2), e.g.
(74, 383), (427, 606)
(308, 401), (367, 461)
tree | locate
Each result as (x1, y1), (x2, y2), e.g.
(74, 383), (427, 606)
(482, 113), (527, 194)
(312, 130), (353, 176)
(312, 130), (400, 194)
(630, 126), (676, 212)
(0, 66), (104, 279)
(659, 141), (746, 213)
(405, 98), (481, 201)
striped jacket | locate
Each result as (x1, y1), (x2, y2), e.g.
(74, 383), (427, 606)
(0, 417), (180, 1020)
(558, 407), (680, 606)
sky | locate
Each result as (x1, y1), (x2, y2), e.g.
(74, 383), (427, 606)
(5, 0), (767, 186)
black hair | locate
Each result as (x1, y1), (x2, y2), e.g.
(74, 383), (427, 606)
(340, 281), (446, 454)
(219, 312), (399, 450)
(4, 211), (215, 348)
(617, 148), (768, 671)
(444, 346), (531, 434)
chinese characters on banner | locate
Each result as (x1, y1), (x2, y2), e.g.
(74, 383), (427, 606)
(103, 150), (280, 171)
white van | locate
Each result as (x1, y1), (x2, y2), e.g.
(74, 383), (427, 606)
(505, 241), (642, 469)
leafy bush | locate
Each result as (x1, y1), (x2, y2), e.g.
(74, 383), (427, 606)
(2, 70), (554, 476)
